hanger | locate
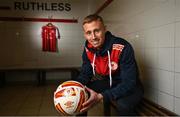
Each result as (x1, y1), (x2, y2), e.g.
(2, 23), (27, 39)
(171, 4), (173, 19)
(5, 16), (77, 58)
(47, 15), (53, 26)
(47, 22), (53, 26)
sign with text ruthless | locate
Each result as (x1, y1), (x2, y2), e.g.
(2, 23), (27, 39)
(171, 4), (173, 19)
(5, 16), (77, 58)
(0, 1), (71, 12)
(14, 2), (71, 12)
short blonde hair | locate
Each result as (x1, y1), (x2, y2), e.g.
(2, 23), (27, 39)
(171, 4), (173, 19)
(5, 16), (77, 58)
(83, 14), (104, 25)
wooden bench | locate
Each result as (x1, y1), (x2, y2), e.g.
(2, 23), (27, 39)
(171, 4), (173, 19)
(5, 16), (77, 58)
(108, 98), (178, 116)
(0, 67), (81, 87)
(135, 98), (177, 116)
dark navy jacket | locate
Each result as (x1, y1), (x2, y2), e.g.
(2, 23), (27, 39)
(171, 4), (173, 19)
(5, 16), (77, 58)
(76, 31), (143, 102)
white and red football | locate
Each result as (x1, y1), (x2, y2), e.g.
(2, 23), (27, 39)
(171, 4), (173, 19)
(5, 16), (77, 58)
(54, 80), (88, 116)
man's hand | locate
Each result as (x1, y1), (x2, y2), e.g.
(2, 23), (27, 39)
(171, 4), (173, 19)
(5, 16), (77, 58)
(80, 87), (103, 113)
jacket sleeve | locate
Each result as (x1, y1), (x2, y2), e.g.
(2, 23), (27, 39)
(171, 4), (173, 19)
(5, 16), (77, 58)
(102, 43), (138, 101)
(75, 48), (93, 85)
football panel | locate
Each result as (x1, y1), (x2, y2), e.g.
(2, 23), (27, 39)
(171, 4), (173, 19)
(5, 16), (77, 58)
(61, 81), (84, 88)
(75, 89), (86, 114)
(55, 103), (69, 116)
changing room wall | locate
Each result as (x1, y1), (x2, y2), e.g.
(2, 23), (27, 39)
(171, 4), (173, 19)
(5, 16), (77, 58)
(0, 0), (90, 69)
(0, 0), (91, 82)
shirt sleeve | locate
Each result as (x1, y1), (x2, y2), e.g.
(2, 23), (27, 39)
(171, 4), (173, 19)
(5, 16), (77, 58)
(75, 48), (93, 85)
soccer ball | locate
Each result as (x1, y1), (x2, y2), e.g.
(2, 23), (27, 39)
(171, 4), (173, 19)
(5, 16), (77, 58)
(54, 80), (88, 115)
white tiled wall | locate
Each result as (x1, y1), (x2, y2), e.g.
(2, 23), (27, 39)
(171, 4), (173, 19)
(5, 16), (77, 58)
(96, 0), (180, 115)
(175, 48), (180, 72)
(175, 22), (180, 47)
(158, 70), (174, 95)
(174, 97), (180, 114)
(158, 48), (174, 71)
(175, 73), (180, 98)
(158, 91), (174, 111)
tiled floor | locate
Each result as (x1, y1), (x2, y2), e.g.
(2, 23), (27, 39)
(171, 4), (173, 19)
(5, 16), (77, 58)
(0, 82), (60, 116)
(0, 81), (105, 116)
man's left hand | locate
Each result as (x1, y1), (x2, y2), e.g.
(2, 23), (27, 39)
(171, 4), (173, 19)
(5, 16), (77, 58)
(80, 87), (103, 113)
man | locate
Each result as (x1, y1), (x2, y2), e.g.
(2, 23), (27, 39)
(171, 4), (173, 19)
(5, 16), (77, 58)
(75, 14), (144, 116)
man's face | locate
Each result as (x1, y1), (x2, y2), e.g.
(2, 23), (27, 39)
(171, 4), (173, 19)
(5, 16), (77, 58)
(83, 20), (106, 49)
